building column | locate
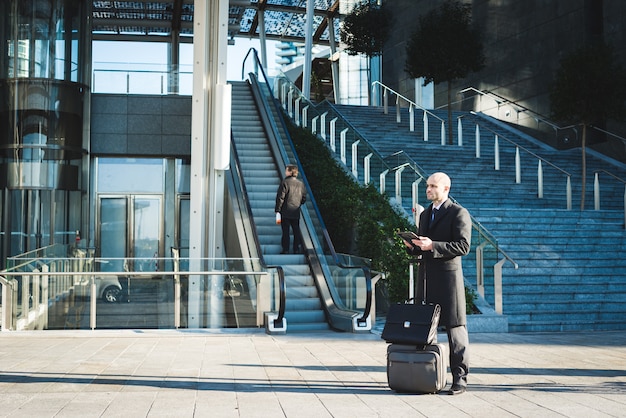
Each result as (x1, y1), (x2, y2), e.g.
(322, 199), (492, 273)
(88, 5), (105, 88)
(188, 0), (231, 328)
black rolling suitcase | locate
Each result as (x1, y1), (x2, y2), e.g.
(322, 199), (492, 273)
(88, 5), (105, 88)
(386, 343), (448, 393)
(383, 262), (448, 393)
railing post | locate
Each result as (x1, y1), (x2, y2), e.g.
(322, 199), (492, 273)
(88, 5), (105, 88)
(311, 115), (318, 135)
(494, 259), (505, 314)
(337, 128), (347, 154)
(281, 82), (288, 109)
(90, 275), (97, 330)
(287, 87), (293, 117)
(457, 117), (463, 146)
(302, 105), (309, 128)
(294, 98), (301, 126)
(351, 140), (360, 179)
(320, 112), (328, 140)
(566, 176), (572, 210)
(340, 130), (346, 165)
(1, 276), (14, 330)
(423, 112), (429, 142)
(594, 172), (600, 210)
(494, 135), (500, 170)
(475, 124), (481, 158)
(476, 242), (487, 298)
(383, 88), (389, 114)
(412, 179), (422, 225)
(395, 165), (406, 206)
(623, 185), (626, 229)
(330, 117), (337, 147)
(409, 105), (415, 132)
(440, 121), (445, 146)
(538, 160), (544, 198)
(380, 169), (389, 194)
(364, 153), (373, 184)
(515, 147), (521, 184)
(396, 96), (401, 123)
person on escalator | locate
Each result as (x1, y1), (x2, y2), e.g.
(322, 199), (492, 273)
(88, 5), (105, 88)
(275, 164), (307, 254)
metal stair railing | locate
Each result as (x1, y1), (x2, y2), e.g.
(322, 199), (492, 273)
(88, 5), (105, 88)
(270, 69), (518, 315)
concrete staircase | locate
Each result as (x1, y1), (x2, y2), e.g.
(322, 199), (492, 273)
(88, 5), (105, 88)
(317, 103), (626, 332)
(229, 81), (329, 332)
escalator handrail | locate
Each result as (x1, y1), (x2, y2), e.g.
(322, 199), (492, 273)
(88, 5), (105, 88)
(228, 140), (286, 328)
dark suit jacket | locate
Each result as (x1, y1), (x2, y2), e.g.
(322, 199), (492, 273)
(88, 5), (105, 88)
(412, 199), (472, 327)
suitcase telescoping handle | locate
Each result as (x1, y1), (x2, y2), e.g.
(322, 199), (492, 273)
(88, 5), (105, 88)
(408, 260), (428, 305)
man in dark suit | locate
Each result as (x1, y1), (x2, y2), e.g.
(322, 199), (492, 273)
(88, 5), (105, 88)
(403, 172), (472, 395)
(275, 164), (307, 254)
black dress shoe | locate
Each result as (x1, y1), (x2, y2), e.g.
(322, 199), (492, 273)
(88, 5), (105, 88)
(448, 384), (466, 395)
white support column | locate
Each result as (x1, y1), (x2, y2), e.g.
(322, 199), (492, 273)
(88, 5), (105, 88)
(327, 15), (341, 104)
(287, 88), (293, 117)
(457, 117), (463, 146)
(409, 105), (415, 132)
(302, 0), (314, 99)
(189, 0), (229, 328)
(423, 112), (429, 142)
(257, 8), (268, 70)
(351, 140), (360, 179)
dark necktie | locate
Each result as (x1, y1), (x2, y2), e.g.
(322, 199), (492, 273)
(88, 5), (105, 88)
(430, 208), (438, 226)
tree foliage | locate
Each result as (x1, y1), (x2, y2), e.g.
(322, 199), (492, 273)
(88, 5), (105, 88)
(550, 42), (626, 209)
(340, 1), (392, 58)
(405, 0), (485, 144)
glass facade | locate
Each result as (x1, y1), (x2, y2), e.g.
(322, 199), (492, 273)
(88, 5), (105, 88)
(0, 0), (89, 266)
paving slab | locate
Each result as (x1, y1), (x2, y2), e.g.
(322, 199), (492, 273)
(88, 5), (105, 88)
(0, 329), (624, 417)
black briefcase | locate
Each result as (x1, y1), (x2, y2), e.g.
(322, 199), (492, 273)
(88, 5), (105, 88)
(381, 301), (441, 346)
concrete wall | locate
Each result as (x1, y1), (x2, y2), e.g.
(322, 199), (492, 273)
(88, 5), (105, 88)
(383, 0), (626, 160)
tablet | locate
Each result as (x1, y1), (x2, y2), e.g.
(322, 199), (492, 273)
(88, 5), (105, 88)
(397, 231), (419, 242)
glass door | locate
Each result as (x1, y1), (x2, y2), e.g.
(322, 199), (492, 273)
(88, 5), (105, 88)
(98, 195), (162, 267)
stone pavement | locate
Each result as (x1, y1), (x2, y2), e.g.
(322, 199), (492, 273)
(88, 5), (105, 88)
(0, 329), (624, 417)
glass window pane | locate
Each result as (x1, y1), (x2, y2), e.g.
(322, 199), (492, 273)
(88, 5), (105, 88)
(97, 158), (164, 193)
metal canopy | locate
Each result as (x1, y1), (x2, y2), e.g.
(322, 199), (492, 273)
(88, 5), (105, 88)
(92, 0), (340, 44)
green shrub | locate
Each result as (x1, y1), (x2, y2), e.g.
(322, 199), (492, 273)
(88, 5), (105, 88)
(286, 122), (413, 303)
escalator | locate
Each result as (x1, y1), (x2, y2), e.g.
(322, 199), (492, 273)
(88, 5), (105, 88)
(226, 60), (374, 333)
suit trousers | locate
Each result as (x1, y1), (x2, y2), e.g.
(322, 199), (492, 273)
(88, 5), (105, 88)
(447, 325), (470, 387)
(281, 217), (302, 253)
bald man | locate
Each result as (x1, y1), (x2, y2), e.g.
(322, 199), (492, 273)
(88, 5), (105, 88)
(403, 172), (472, 395)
